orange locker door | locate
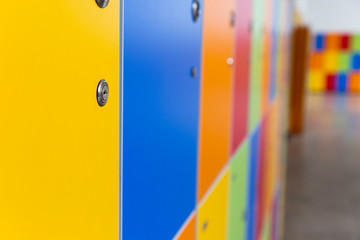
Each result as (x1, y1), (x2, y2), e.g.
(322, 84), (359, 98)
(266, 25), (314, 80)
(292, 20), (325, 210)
(199, 0), (236, 201)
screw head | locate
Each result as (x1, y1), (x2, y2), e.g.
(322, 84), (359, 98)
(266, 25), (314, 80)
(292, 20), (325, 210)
(227, 57), (234, 66)
(97, 80), (109, 107)
(190, 67), (198, 78)
(95, 0), (109, 8)
(231, 11), (236, 27)
(192, 0), (200, 22)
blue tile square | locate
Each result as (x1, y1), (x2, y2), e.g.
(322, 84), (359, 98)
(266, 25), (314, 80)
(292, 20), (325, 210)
(315, 34), (325, 51)
(338, 73), (348, 93)
(352, 53), (360, 70)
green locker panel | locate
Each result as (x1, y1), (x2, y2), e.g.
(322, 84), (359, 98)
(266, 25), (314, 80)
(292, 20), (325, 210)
(249, 0), (266, 131)
(229, 141), (249, 240)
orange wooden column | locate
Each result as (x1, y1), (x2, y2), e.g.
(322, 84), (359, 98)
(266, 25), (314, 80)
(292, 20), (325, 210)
(289, 26), (311, 134)
(198, 0), (236, 200)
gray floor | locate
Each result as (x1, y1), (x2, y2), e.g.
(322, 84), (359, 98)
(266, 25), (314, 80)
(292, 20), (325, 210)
(284, 94), (360, 240)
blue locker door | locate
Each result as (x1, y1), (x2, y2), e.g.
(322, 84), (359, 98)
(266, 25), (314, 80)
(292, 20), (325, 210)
(122, 1), (203, 239)
(247, 126), (261, 240)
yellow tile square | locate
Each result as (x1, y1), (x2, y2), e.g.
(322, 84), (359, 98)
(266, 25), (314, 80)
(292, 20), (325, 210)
(324, 51), (339, 73)
(308, 70), (325, 92)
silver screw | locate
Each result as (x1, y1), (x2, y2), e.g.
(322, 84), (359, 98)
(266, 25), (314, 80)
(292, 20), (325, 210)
(227, 57), (234, 66)
(95, 0), (109, 8)
(97, 80), (109, 107)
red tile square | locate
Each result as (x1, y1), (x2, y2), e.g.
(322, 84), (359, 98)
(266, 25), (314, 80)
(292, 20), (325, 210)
(326, 74), (337, 92)
(340, 35), (350, 50)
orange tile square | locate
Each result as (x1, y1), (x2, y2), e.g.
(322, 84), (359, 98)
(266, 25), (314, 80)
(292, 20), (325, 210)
(350, 73), (360, 93)
(310, 52), (323, 70)
(326, 34), (340, 50)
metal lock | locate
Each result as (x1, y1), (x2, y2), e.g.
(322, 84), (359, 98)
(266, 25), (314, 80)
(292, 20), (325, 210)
(192, 0), (200, 22)
(95, 0), (109, 8)
(97, 80), (109, 107)
(230, 11), (236, 27)
(202, 220), (209, 231)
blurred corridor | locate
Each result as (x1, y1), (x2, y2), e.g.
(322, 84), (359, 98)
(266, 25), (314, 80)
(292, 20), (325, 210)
(285, 94), (360, 240)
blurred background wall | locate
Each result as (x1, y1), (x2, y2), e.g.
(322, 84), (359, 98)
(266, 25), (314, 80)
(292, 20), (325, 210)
(295, 0), (360, 32)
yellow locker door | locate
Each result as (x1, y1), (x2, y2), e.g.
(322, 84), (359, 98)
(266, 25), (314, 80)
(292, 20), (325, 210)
(198, 170), (230, 240)
(0, 1), (120, 239)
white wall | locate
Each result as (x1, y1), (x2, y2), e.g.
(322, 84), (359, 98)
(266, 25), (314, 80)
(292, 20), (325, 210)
(296, 0), (360, 33)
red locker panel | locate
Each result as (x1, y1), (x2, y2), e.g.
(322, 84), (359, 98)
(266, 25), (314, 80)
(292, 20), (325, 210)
(231, 0), (253, 154)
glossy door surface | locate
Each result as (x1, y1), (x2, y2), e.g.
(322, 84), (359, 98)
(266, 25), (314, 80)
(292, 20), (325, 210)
(231, 0), (252, 154)
(262, 0), (273, 112)
(198, 170), (230, 240)
(229, 141), (250, 240)
(122, 0), (203, 239)
(247, 127), (261, 240)
(0, 1), (120, 239)
(249, 0), (266, 131)
(199, 0), (236, 201)
(177, 215), (196, 240)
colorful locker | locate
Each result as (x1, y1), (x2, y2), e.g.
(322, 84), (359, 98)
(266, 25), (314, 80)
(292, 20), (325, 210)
(249, 0), (266, 131)
(198, 0), (236, 200)
(271, 190), (282, 240)
(176, 215), (196, 240)
(232, 0), (252, 153)
(229, 141), (250, 240)
(269, 0), (281, 101)
(198, 170), (230, 240)
(0, 0), (292, 239)
(262, 0), (274, 112)
(0, 1), (120, 239)
(247, 127), (262, 240)
(257, 116), (269, 239)
(122, 0), (203, 239)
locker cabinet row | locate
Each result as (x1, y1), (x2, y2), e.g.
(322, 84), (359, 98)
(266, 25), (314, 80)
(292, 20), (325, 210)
(179, 113), (284, 240)
(0, 0), (290, 239)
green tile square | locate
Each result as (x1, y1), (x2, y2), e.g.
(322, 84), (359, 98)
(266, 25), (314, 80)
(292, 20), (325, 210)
(249, 0), (266, 132)
(339, 52), (350, 72)
(351, 35), (360, 51)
